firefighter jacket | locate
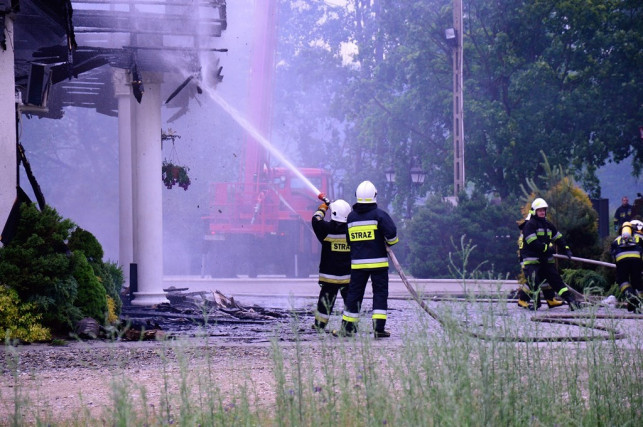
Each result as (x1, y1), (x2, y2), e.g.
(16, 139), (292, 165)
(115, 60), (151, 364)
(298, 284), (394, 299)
(613, 204), (633, 229)
(346, 203), (398, 270)
(519, 215), (568, 265)
(610, 234), (643, 263)
(312, 215), (351, 285)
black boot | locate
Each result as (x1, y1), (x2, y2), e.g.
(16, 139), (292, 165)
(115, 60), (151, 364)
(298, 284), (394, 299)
(373, 318), (390, 339)
(312, 319), (328, 332)
(332, 320), (356, 337)
(561, 291), (581, 311)
(623, 288), (639, 312)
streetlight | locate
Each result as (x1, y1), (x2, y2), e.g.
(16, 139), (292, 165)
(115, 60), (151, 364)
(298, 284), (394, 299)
(410, 166), (426, 185)
(385, 168), (396, 184)
(385, 164), (425, 218)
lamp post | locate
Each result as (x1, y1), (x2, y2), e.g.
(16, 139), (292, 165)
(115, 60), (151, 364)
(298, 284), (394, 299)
(386, 164), (426, 218)
(410, 166), (426, 185)
(385, 168), (396, 184)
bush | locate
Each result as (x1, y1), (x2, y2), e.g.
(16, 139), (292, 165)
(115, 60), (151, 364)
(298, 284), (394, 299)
(561, 268), (610, 294)
(69, 227), (123, 317)
(0, 203), (82, 332)
(406, 193), (521, 279)
(0, 202), (122, 335)
(69, 227), (103, 263)
(94, 261), (124, 316)
(72, 251), (108, 323)
(0, 285), (51, 343)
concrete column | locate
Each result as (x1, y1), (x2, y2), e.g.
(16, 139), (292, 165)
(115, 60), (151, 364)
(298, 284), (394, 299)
(111, 68), (134, 284)
(0, 17), (16, 245)
(130, 72), (168, 306)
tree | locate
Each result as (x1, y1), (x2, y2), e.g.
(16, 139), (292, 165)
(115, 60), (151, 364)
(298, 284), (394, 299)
(464, 0), (643, 197)
(276, 0), (642, 206)
(406, 193), (520, 278)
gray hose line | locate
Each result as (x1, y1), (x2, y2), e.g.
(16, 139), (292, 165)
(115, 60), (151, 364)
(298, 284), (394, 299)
(386, 247), (627, 342)
(553, 253), (615, 268)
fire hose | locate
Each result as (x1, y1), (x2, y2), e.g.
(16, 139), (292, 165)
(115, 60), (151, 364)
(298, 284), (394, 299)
(386, 246), (632, 342)
(553, 253), (615, 269)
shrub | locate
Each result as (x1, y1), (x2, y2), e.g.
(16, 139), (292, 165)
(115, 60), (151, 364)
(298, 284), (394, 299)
(0, 203), (123, 334)
(407, 193), (520, 278)
(68, 227), (103, 263)
(561, 268), (610, 294)
(0, 203), (82, 332)
(0, 285), (51, 343)
(94, 261), (124, 316)
(72, 251), (108, 323)
(69, 228), (123, 317)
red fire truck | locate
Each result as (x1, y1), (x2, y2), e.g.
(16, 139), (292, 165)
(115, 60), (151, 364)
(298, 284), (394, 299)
(200, 0), (333, 277)
(201, 167), (333, 277)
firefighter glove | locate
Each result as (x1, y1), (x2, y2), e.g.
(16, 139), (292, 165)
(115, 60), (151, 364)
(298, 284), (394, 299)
(565, 247), (573, 260)
(313, 204), (328, 221)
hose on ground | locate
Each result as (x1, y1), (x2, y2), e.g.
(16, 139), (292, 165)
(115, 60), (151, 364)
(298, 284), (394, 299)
(386, 247), (633, 342)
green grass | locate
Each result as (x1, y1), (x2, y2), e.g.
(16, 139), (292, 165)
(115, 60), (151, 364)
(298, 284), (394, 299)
(1, 302), (641, 426)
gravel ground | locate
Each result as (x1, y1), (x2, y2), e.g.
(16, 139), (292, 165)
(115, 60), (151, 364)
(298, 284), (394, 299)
(1, 296), (641, 424)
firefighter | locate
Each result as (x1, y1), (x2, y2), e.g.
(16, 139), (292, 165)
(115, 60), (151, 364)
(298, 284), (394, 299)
(311, 199), (352, 331)
(610, 222), (643, 313)
(334, 180), (398, 338)
(517, 198), (581, 311)
(630, 219), (643, 238)
(613, 196), (633, 232)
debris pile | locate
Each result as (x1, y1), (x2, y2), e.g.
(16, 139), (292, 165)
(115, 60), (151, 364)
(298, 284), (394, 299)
(118, 287), (291, 341)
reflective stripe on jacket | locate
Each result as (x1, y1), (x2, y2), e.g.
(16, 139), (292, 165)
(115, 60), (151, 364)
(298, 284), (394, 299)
(610, 235), (643, 263)
(346, 203), (398, 270)
(312, 215), (351, 285)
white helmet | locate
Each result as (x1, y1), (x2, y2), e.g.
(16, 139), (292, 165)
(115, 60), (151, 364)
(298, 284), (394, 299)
(630, 219), (643, 232)
(330, 199), (351, 223)
(356, 180), (377, 203)
(531, 198), (548, 211)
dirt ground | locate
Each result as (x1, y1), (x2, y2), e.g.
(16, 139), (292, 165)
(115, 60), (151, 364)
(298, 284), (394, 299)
(1, 296), (641, 424)
(0, 340), (284, 423)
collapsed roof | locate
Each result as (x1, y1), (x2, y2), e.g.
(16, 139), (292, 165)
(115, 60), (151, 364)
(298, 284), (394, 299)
(3, 0), (227, 118)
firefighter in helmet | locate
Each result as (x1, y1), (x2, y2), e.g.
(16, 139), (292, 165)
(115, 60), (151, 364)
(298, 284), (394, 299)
(517, 198), (581, 311)
(609, 221), (643, 312)
(629, 219), (643, 238)
(311, 199), (353, 331)
(334, 180), (398, 338)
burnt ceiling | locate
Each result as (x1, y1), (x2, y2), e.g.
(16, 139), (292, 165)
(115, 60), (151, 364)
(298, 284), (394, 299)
(3, 0), (227, 118)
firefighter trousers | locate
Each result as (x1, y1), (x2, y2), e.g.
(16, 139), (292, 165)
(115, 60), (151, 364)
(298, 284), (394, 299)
(314, 284), (348, 328)
(615, 258), (642, 294)
(342, 268), (389, 332)
(522, 262), (571, 302)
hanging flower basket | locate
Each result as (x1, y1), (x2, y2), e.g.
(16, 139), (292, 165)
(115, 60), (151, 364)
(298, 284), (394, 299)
(162, 160), (191, 190)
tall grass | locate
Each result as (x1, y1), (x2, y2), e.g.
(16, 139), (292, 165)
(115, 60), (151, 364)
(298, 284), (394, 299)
(1, 302), (641, 426)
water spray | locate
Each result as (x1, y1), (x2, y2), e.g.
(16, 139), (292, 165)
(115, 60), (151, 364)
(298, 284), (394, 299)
(202, 88), (322, 197)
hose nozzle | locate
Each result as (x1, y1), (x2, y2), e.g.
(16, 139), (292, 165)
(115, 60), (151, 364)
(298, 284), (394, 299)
(318, 193), (330, 205)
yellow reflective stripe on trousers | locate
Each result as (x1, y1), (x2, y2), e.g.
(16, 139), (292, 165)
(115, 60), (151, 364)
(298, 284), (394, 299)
(372, 309), (387, 320)
(558, 287), (569, 296)
(342, 311), (359, 323)
(318, 273), (351, 284)
(352, 257), (389, 269)
(315, 312), (330, 323)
